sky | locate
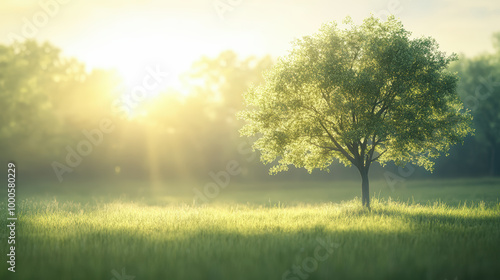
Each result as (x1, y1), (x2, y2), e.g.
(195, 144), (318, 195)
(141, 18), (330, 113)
(1, 0), (499, 84)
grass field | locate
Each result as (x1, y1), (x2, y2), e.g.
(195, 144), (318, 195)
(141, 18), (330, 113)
(2, 178), (500, 280)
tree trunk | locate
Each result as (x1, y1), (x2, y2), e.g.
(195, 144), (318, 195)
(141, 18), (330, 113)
(359, 167), (370, 210)
(490, 146), (496, 176)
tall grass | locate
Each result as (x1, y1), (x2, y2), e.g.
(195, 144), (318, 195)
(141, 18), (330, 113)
(1, 195), (499, 280)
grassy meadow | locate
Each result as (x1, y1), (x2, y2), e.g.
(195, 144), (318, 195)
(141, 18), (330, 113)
(2, 178), (500, 280)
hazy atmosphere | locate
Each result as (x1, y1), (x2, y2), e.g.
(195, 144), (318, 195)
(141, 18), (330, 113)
(1, 1), (499, 279)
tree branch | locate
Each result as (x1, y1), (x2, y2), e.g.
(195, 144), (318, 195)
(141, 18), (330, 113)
(311, 143), (340, 152)
(318, 119), (356, 164)
(370, 149), (387, 163)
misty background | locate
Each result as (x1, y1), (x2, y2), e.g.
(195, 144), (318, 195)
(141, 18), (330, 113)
(0, 0), (499, 192)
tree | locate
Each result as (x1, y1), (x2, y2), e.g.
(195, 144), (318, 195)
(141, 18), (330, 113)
(451, 33), (500, 176)
(0, 40), (124, 178)
(0, 40), (86, 166)
(238, 16), (473, 209)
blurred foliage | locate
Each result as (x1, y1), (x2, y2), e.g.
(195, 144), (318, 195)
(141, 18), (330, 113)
(444, 32), (500, 176)
(0, 41), (273, 181)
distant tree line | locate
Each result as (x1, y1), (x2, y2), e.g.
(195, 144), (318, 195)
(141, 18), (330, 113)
(0, 36), (498, 183)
